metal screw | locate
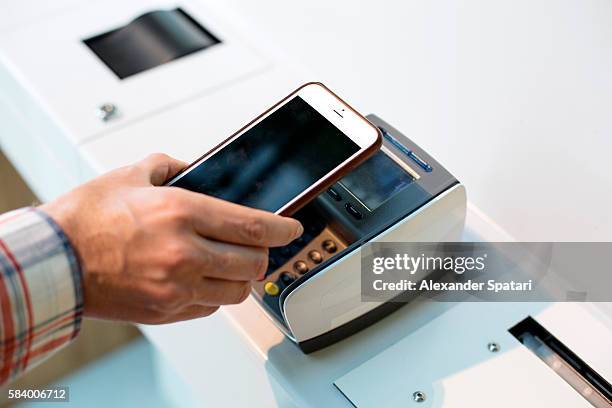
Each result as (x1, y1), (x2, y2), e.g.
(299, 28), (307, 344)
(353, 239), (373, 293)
(96, 103), (117, 122)
(413, 391), (426, 403)
(487, 342), (500, 353)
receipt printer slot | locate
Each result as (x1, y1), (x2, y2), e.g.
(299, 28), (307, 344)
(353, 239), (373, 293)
(84, 8), (220, 79)
(510, 316), (612, 407)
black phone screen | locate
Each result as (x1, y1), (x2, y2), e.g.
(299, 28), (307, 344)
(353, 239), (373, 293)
(169, 96), (360, 212)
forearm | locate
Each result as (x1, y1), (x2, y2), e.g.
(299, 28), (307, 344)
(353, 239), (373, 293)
(0, 207), (83, 386)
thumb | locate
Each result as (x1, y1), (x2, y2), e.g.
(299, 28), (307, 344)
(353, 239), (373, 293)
(138, 153), (188, 186)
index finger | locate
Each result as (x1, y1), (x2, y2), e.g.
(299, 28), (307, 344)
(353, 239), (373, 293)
(172, 188), (304, 247)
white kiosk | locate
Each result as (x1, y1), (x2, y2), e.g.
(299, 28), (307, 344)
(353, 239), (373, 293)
(0, 1), (610, 407)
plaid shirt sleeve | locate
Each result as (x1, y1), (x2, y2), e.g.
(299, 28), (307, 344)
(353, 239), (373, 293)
(0, 207), (83, 385)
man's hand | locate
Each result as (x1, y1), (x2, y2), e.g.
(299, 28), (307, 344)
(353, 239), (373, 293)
(40, 154), (303, 324)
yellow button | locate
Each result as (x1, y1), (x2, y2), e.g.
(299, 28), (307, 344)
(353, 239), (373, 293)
(264, 281), (280, 296)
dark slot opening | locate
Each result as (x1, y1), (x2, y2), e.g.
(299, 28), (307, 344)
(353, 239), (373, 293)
(509, 316), (612, 407)
(84, 8), (221, 79)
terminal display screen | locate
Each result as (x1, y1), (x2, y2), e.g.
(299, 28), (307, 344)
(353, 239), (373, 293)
(340, 151), (415, 211)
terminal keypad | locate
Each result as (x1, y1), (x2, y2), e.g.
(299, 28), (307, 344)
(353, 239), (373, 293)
(252, 214), (348, 319)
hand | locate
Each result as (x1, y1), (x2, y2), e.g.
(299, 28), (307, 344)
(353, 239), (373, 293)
(40, 154), (303, 324)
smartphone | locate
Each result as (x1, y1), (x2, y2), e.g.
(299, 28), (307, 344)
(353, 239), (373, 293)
(166, 82), (382, 215)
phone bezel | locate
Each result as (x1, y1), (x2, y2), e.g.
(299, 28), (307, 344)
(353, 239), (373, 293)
(166, 82), (382, 215)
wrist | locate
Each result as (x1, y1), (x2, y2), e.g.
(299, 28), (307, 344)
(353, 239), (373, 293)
(39, 199), (87, 303)
(39, 194), (127, 319)
(39, 198), (79, 242)
(29, 207), (85, 323)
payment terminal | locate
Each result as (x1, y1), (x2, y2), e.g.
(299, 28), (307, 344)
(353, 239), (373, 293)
(252, 114), (467, 353)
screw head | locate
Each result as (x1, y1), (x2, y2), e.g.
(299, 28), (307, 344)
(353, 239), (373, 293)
(413, 391), (426, 403)
(96, 103), (117, 122)
(487, 342), (500, 353)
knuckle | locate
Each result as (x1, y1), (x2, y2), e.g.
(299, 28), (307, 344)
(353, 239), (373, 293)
(147, 152), (170, 163)
(163, 194), (188, 221)
(142, 311), (170, 325)
(151, 190), (178, 214)
(241, 217), (267, 243)
(253, 250), (269, 278)
(122, 164), (140, 177)
(222, 282), (250, 305)
(159, 190), (178, 207)
(164, 243), (192, 270)
(202, 306), (220, 317)
(152, 283), (184, 312)
(213, 250), (233, 271)
(198, 247), (215, 271)
(117, 163), (147, 183)
(234, 282), (252, 304)
(147, 268), (172, 283)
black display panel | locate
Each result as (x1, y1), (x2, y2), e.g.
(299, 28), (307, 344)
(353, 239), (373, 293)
(171, 96), (360, 212)
(340, 151), (415, 211)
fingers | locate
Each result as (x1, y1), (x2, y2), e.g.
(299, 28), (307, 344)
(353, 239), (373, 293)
(173, 189), (303, 247)
(167, 305), (220, 323)
(149, 274), (252, 322)
(190, 238), (269, 281)
(139, 153), (188, 186)
(192, 278), (252, 306)
(151, 279), (250, 322)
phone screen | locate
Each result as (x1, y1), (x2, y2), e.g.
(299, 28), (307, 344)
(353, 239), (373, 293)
(170, 96), (360, 212)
